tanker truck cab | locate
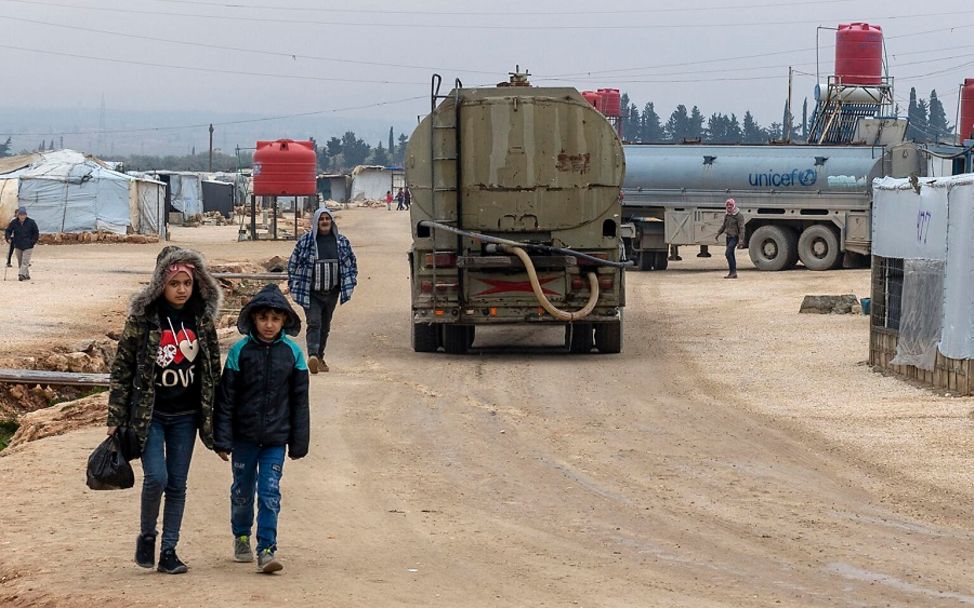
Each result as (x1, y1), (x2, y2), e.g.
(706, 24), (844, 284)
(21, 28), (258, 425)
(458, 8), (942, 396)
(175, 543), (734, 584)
(405, 73), (628, 354)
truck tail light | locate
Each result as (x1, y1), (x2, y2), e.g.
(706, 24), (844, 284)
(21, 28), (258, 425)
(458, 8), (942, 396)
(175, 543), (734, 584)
(570, 274), (613, 291)
(598, 275), (614, 290)
(420, 280), (458, 294)
(423, 252), (457, 268)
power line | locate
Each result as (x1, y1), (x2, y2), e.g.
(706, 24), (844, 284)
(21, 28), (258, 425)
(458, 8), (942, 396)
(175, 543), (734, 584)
(0, 14), (504, 76)
(1, 94), (428, 138)
(0, 43), (428, 85)
(3, 0), (974, 31)
(150, 0), (856, 16)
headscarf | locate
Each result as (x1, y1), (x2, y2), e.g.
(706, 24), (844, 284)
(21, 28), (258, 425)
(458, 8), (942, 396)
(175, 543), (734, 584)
(725, 198), (739, 215)
(163, 262), (196, 284)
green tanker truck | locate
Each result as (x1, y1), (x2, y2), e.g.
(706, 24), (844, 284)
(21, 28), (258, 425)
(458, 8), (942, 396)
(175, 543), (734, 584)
(405, 72), (629, 354)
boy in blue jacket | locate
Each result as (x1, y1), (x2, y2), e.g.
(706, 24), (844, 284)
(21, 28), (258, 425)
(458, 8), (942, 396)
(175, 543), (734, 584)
(214, 284), (310, 574)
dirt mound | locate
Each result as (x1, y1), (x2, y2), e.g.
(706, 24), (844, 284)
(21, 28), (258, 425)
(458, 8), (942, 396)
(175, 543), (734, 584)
(4, 392), (107, 453)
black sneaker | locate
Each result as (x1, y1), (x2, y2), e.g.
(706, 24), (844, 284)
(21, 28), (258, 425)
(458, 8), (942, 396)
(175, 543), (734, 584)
(157, 548), (188, 574)
(135, 533), (155, 568)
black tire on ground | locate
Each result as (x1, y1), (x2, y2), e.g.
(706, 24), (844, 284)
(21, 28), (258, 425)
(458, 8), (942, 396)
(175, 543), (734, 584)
(798, 224), (841, 271)
(442, 325), (470, 354)
(412, 322), (439, 353)
(637, 251), (655, 271)
(566, 323), (594, 354)
(594, 320), (623, 354)
(466, 325), (476, 348)
(748, 225), (798, 271)
(654, 252), (669, 270)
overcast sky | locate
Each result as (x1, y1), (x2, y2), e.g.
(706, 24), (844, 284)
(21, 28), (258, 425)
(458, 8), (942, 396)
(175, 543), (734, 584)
(2, 0), (973, 150)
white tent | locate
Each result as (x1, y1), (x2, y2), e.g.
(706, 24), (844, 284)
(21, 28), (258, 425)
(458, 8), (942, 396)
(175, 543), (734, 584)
(0, 150), (165, 236)
(151, 172), (204, 217)
(872, 174), (974, 368)
(350, 165), (392, 201)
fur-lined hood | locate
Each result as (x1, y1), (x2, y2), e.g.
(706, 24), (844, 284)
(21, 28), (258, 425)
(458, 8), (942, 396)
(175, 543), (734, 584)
(129, 247), (223, 320)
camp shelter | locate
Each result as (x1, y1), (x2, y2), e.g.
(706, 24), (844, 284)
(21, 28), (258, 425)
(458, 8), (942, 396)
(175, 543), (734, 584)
(350, 165), (394, 201)
(202, 179), (233, 218)
(870, 173), (974, 393)
(0, 150), (166, 236)
(151, 171), (204, 217)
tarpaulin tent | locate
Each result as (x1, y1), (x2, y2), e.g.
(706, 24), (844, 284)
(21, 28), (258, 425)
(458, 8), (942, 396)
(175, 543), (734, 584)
(151, 172), (204, 217)
(871, 174), (974, 390)
(0, 150), (165, 235)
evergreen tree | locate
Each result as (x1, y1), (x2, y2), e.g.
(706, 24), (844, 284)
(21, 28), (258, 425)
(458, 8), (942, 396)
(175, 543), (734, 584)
(801, 98), (808, 139)
(388, 126), (394, 155)
(742, 111), (763, 143)
(397, 133), (408, 163)
(371, 141), (390, 166)
(727, 113), (743, 143)
(641, 102), (664, 143)
(914, 99), (930, 142)
(39, 140), (45, 151)
(907, 88), (920, 141)
(665, 105), (690, 142)
(687, 106), (704, 140)
(928, 89), (950, 141)
(619, 93), (630, 135)
(0, 137), (11, 157)
(340, 131), (371, 167)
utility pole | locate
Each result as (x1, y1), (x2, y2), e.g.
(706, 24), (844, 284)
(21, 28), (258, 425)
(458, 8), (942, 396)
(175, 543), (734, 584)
(208, 123), (214, 172)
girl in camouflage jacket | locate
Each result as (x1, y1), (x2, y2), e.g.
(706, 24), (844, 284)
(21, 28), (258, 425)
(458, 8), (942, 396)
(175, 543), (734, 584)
(106, 247), (223, 574)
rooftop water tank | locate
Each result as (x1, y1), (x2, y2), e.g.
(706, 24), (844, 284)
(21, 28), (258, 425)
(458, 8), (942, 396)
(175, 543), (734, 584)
(252, 139), (317, 196)
(835, 23), (883, 85)
(597, 88), (621, 117)
(581, 90), (602, 112)
(960, 79), (974, 141)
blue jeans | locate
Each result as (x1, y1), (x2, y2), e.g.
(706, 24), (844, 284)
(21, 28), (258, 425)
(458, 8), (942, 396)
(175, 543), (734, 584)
(230, 442), (286, 553)
(725, 236), (739, 275)
(140, 413), (198, 551)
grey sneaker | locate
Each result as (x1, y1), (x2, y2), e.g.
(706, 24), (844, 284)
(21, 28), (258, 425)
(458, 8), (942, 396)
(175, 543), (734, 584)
(256, 548), (283, 574)
(233, 535), (253, 563)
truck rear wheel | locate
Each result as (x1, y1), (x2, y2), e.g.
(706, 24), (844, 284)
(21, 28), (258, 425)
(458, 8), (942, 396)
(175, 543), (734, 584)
(443, 325), (471, 354)
(748, 225), (798, 271)
(654, 252), (669, 270)
(412, 322), (440, 353)
(798, 224), (840, 271)
(594, 320), (623, 354)
(566, 323), (594, 354)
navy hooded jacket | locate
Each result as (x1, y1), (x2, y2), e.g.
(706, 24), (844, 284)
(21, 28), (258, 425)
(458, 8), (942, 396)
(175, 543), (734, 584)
(213, 284), (310, 457)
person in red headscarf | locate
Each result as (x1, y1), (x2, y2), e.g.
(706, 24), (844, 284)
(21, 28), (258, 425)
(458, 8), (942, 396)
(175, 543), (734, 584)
(715, 198), (746, 278)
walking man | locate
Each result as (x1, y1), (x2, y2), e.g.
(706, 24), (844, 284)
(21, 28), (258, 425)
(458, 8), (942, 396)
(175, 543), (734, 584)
(287, 207), (358, 374)
(4, 206), (39, 281)
(715, 198), (746, 279)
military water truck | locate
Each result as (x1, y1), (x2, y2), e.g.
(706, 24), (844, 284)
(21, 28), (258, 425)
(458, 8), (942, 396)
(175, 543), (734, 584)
(405, 73), (629, 354)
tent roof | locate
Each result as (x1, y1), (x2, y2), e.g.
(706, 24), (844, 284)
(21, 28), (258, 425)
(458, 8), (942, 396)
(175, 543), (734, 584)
(0, 149), (135, 183)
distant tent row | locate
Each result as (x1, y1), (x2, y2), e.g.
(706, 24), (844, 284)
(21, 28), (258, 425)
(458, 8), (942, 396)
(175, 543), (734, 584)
(0, 150), (165, 236)
(0, 150), (245, 236)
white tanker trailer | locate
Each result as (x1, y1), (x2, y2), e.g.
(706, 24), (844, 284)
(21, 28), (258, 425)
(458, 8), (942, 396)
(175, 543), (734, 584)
(620, 142), (926, 271)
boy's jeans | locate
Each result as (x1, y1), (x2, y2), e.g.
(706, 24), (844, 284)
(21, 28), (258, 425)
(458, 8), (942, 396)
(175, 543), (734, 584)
(230, 442), (286, 553)
(141, 413), (197, 551)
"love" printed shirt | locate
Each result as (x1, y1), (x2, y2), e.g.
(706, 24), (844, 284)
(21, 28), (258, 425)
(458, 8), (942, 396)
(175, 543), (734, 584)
(154, 303), (202, 416)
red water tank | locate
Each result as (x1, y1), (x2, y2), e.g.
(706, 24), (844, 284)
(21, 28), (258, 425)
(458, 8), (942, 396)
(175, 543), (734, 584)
(597, 88), (621, 117)
(835, 23), (883, 85)
(252, 139), (317, 196)
(581, 90), (602, 112)
(960, 79), (974, 141)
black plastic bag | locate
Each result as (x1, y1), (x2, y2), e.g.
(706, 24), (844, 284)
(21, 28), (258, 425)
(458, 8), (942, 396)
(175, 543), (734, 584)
(116, 425), (142, 461)
(86, 433), (134, 490)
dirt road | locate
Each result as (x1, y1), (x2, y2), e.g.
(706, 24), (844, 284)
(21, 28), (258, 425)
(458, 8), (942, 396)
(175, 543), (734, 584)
(2, 209), (973, 607)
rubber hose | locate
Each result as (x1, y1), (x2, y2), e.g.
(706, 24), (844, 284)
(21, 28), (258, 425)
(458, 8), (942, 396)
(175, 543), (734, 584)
(501, 244), (600, 322)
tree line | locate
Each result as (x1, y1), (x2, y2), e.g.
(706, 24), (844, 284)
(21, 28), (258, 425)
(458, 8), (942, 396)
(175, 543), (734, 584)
(619, 88), (954, 144)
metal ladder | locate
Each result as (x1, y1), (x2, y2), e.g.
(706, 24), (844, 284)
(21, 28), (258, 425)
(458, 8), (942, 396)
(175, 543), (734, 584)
(428, 74), (463, 310)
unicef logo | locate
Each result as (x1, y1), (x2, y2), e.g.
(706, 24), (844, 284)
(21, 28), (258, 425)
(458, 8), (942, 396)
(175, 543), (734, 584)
(748, 168), (818, 188)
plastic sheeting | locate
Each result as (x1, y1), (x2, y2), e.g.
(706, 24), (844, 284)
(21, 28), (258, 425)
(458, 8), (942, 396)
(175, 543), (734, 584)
(890, 260), (944, 370)
(872, 176), (948, 261)
(873, 175), (974, 361)
(164, 174), (203, 216)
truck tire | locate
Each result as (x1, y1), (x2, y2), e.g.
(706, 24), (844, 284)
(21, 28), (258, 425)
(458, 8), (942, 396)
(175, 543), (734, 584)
(443, 325), (470, 354)
(748, 225), (798, 271)
(637, 251), (655, 271)
(412, 322), (440, 353)
(798, 224), (840, 271)
(594, 320), (623, 354)
(566, 323), (594, 354)
(654, 252), (669, 270)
